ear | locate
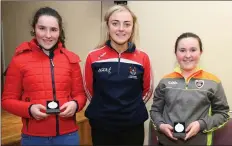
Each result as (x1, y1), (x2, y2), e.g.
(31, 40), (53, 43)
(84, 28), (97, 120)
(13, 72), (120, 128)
(31, 29), (35, 36)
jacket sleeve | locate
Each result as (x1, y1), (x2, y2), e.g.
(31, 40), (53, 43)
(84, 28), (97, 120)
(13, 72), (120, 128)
(70, 61), (87, 112)
(83, 54), (93, 101)
(1, 57), (32, 118)
(199, 82), (230, 133)
(150, 81), (166, 131)
(142, 54), (154, 103)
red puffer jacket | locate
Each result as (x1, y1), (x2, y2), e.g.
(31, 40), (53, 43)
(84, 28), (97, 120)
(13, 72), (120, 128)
(2, 39), (87, 136)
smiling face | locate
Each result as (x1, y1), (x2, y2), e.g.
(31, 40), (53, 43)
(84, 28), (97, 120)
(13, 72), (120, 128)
(108, 9), (133, 46)
(34, 15), (60, 50)
(176, 37), (202, 72)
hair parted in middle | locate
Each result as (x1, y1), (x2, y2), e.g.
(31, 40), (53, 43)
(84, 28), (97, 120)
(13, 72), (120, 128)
(96, 4), (140, 49)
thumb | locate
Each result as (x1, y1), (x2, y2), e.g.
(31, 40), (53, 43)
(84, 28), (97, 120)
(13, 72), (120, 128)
(37, 104), (46, 111)
(60, 102), (68, 111)
(167, 124), (173, 130)
(185, 132), (191, 141)
(186, 123), (192, 132)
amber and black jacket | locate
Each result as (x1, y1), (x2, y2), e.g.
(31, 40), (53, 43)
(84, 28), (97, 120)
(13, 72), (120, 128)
(150, 67), (230, 145)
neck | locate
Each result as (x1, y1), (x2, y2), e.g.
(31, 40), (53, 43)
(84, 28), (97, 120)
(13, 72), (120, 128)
(42, 49), (50, 56)
(110, 40), (128, 53)
(181, 69), (195, 79)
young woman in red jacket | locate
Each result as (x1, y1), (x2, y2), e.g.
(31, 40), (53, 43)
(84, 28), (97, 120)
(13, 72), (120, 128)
(2, 7), (87, 146)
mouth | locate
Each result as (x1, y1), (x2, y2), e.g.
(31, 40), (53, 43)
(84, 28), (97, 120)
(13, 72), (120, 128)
(43, 39), (53, 44)
(183, 60), (193, 63)
(116, 34), (126, 37)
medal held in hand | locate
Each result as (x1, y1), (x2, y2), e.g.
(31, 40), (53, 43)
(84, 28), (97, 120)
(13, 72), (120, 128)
(46, 100), (60, 114)
(173, 122), (186, 139)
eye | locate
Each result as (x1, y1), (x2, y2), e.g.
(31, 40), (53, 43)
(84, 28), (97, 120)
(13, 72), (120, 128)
(124, 23), (131, 27)
(39, 27), (45, 30)
(112, 22), (118, 26)
(190, 48), (197, 52)
(179, 49), (185, 52)
(51, 28), (58, 32)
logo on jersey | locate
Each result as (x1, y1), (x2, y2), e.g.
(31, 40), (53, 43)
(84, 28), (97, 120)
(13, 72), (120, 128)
(195, 80), (204, 88)
(128, 66), (137, 79)
(168, 81), (178, 85)
(98, 52), (106, 59)
(98, 67), (111, 74)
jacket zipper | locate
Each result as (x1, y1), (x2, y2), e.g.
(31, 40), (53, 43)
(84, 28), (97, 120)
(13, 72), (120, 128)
(177, 70), (201, 89)
(185, 79), (189, 89)
(49, 53), (60, 136)
(118, 53), (121, 75)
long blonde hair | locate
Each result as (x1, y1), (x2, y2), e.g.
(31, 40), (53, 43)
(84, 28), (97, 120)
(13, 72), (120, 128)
(96, 5), (140, 49)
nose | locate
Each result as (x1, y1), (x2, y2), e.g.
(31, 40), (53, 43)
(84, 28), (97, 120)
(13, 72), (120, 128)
(185, 51), (191, 58)
(119, 24), (124, 31)
(45, 30), (51, 38)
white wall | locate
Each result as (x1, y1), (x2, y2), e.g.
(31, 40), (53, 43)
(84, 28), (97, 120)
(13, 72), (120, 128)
(128, 1), (232, 144)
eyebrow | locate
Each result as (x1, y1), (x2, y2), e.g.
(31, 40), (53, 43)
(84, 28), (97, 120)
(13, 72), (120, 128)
(37, 25), (58, 29)
(179, 47), (198, 50)
(111, 20), (132, 23)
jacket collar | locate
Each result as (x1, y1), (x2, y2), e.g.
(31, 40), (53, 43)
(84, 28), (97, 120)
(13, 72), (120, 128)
(105, 40), (136, 53)
(174, 65), (202, 74)
(174, 65), (203, 81)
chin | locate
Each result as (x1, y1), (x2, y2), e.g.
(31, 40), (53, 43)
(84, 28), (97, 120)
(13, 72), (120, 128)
(183, 67), (195, 72)
(115, 40), (128, 45)
(42, 44), (55, 50)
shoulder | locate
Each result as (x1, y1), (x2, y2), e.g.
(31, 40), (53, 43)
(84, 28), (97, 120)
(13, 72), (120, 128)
(162, 72), (182, 79)
(85, 46), (108, 62)
(134, 49), (150, 58)
(61, 48), (80, 63)
(9, 41), (33, 64)
(157, 72), (183, 86)
(15, 41), (31, 55)
(87, 46), (107, 56)
(199, 70), (221, 83)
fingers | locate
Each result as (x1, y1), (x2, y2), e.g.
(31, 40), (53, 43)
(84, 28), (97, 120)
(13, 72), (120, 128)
(59, 108), (69, 117)
(185, 128), (194, 141)
(166, 129), (178, 141)
(185, 121), (201, 140)
(185, 122), (199, 141)
(60, 111), (73, 117)
(185, 123), (194, 140)
(60, 102), (68, 111)
(31, 104), (48, 120)
(34, 112), (48, 120)
(59, 101), (77, 118)
(186, 123), (193, 133)
(161, 124), (178, 141)
(166, 124), (174, 131)
(37, 104), (46, 111)
(59, 107), (74, 118)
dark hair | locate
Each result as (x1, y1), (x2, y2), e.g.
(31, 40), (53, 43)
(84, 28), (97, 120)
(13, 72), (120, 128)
(174, 32), (202, 53)
(30, 7), (66, 47)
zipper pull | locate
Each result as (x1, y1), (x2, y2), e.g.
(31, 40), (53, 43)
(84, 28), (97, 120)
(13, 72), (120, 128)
(50, 59), (54, 67)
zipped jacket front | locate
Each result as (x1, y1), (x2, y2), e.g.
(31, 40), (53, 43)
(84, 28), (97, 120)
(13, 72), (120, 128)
(150, 67), (230, 145)
(2, 39), (87, 136)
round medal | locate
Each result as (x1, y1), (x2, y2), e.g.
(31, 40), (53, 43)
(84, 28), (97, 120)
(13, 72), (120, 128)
(175, 123), (184, 132)
(48, 101), (58, 109)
